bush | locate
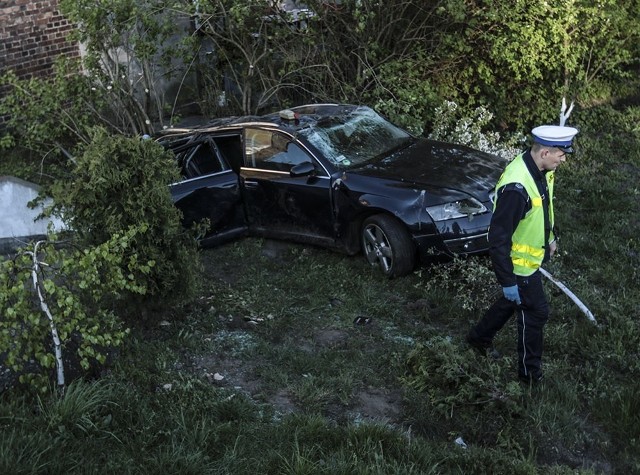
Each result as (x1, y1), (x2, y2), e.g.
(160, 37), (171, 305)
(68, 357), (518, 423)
(365, 56), (441, 136)
(0, 59), (103, 159)
(48, 128), (201, 310)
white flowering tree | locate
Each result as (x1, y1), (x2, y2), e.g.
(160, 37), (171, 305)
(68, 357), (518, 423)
(428, 101), (524, 161)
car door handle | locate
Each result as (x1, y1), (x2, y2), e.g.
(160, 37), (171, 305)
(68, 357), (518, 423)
(244, 180), (259, 188)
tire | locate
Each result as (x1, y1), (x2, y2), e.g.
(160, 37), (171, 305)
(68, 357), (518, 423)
(361, 214), (416, 278)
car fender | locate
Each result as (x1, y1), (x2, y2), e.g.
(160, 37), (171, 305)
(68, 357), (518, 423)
(354, 191), (439, 233)
(331, 184), (438, 252)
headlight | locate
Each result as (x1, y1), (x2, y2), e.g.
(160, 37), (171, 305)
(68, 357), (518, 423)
(426, 198), (488, 221)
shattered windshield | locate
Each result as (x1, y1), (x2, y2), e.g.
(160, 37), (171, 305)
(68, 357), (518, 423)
(297, 107), (413, 168)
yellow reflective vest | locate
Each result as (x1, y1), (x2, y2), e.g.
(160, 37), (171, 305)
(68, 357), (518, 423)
(494, 154), (554, 276)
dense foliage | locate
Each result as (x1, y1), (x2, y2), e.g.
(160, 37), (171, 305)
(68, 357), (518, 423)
(0, 131), (200, 391)
(192, 0), (640, 130)
(48, 129), (201, 305)
(0, 60), (105, 157)
(426, 0), (640, 128)
(2, 0), (638, 156)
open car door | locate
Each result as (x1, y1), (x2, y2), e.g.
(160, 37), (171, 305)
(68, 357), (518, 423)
(168, 135), (247, 246)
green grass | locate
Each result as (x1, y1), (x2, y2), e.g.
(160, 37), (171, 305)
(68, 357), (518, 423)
(1, 104), (639, 473)
(2, 230), (631, 473)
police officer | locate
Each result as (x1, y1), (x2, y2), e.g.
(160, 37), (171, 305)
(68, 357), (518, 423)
(467, 125), (578, 384)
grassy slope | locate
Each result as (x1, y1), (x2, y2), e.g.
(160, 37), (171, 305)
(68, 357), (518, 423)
(1, 105), (639, 474)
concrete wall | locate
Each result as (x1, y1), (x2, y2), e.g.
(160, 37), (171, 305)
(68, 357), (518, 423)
(0, 176), (65, 253)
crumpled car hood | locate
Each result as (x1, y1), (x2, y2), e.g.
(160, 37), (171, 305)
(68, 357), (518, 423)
(350, 138), (507, 199)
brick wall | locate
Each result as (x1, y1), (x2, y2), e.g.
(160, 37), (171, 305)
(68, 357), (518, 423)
(0, 0), (80, 80)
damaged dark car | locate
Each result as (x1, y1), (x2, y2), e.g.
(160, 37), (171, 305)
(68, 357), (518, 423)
(158, 104), (506, 277)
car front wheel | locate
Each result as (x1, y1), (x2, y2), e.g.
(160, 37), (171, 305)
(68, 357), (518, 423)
(361, 214), (416, 278)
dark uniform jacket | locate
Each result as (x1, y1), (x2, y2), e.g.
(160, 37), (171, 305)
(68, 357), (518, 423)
(488, 150), (553, 287)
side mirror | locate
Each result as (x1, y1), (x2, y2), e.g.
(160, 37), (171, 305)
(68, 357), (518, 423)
(290, 161), (315, 177)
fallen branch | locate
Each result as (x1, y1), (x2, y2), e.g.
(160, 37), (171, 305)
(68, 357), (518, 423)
(28, 240), (66, 393)
(540, 267), (597, 324)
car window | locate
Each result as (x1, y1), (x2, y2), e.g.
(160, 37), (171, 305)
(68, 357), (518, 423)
(244, 129), (311, 172)
(182, 142), (227, 179)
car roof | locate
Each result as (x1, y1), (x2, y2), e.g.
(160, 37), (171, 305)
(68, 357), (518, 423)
(157, 103), (365, 138)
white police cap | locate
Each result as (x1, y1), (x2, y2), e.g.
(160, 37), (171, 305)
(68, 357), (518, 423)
(532, 125), (578, 153)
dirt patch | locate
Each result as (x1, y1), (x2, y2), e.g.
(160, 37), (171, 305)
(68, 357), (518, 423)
(313, 329), (349, 347)
(351, 388), (403, 424)
(192, 354), (269, 402)
(537, 440), (614, 474)
(191, 239), (408, 425)
(188, 332), (404, 425)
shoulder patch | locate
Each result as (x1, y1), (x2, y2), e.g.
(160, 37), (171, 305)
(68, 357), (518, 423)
(498, 182), (530, 200)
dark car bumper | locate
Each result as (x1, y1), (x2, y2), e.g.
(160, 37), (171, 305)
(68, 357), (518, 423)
(410, 209), (492, 259)
(443, 232), (489, 254)
(413, 231), (489, 260)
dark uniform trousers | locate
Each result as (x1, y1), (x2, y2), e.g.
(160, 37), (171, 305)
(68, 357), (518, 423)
(470, 271), (549, 381)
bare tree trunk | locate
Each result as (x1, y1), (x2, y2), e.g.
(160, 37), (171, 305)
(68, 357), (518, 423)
(29, 241), (65, 394)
